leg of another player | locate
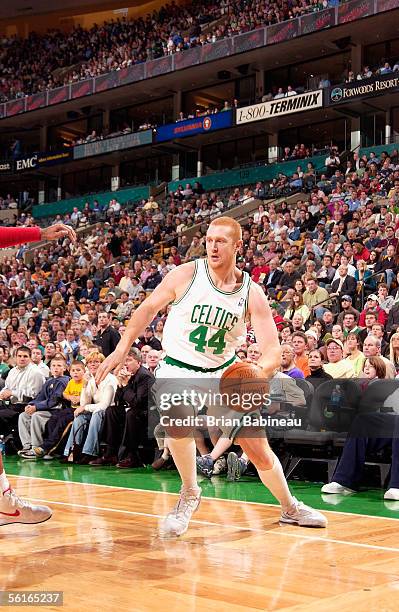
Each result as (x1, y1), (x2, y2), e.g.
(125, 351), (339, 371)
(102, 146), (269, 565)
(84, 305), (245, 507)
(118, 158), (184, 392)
(0, 454), (52, 525)
(236, 431), (327, 527)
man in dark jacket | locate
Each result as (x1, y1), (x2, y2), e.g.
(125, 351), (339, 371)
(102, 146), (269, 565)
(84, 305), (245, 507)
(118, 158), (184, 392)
(331, 265), (357, 298)
(136, 326), (162, 351)
(90, 348), (154, 467)
(143, 264), (163, 291)
(277, 260), (300, 290)
(94, 311), (121, 357)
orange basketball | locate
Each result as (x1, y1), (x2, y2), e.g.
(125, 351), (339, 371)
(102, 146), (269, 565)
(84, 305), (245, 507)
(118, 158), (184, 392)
(220, 361), (269, 412)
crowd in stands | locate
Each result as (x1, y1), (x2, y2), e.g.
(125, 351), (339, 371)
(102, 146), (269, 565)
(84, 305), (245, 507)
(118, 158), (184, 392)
(0, 144), (399, 497)
(346, 60), (399, 83)
(0, 0), (334, 103)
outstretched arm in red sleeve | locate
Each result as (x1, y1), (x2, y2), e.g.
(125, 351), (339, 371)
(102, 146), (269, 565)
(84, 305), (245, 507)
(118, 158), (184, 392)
(0, 223), (76, 248)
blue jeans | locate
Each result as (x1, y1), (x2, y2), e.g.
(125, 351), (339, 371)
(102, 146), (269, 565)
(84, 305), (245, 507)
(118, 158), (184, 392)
(385, 269), (395, 289)
(64, 411), (105, 457)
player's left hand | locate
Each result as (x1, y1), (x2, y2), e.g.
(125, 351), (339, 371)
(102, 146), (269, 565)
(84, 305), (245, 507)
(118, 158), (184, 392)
(25, 405), (36, 415)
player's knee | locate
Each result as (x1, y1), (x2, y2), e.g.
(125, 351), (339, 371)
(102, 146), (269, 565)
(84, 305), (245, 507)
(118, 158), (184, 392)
(254, 451), (274, 471)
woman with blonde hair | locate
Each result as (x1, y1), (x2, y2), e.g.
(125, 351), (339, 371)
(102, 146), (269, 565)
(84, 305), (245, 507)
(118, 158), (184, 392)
(388, 332), (399, 374)
(62, 350), (117, 464)
(50, 291), (65, 309)
(355, 259), (376, 295)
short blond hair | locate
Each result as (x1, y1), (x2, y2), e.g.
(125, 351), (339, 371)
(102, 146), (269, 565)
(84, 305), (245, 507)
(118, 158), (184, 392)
(86, 350), (105, 364)
(208, 216), (242, 242)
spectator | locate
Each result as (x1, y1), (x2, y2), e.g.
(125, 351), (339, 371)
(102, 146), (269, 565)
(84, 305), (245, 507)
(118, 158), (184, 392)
(306, 349), (333, 385)
(18, 355), (69, 458)
(90, 348), (154, 467)
(291, 332), (310, 377)
(0, 346), (45, 435)
(281, 344), (305, 379)
(323, 338), (355, 378)
(94, 312), (121, 357)
(62, 350), (117, 464)
(34, 360), (86, 459)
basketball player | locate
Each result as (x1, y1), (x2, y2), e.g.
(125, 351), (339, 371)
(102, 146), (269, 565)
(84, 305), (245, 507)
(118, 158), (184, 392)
(96, 217), (327, 536)
(0, 222), (76, 525)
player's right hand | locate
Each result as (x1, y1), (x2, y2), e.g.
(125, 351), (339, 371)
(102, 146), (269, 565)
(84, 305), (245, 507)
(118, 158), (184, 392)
(95, 350), (124, 385)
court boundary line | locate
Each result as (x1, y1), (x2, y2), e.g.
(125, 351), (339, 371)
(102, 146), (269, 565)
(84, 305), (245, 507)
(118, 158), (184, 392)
(11, 473), (399, 522)
(24, 495), (399, 554)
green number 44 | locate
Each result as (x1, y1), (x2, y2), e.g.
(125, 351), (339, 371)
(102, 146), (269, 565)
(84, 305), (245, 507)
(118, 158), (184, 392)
(188, 325), (226, 354)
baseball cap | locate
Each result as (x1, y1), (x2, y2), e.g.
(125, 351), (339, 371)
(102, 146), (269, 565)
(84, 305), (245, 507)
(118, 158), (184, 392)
(341, 295), (352, 302)
(305, 330), (318, 340)
(32, 307), (39, 312)
(325, 338), (344, 350)
(108, 291), (116, 297)
(367, 294), (378, 301)
(317, 219), (326, 225)
(80, 315), (89, 322)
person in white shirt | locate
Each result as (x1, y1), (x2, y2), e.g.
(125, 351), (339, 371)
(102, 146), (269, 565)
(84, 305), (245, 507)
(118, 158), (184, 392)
(0, 346), (46, 436)
(31, 347), (50, 378)
(62, 350), (117, 464)
(0, 346), (45, 402)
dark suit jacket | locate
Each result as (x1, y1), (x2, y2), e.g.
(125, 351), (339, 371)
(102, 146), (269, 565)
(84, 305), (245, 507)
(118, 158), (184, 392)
(263, 268), (283, 289)
(331, 275), (357, 297)
(114, 366), (154, 414)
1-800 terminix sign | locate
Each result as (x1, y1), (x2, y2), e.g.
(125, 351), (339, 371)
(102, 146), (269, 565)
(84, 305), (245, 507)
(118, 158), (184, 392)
(236, 90), (323, 124)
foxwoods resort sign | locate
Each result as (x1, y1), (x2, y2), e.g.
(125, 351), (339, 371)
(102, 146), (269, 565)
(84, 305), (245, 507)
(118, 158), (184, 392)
(327, 73), (399, 105)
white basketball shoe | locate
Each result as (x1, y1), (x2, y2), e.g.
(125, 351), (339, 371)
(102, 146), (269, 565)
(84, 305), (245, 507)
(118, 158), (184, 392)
(0, 487), (52, 526)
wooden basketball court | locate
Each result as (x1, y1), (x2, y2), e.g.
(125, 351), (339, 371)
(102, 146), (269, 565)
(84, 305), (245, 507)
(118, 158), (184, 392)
(2, 475), (399, 611)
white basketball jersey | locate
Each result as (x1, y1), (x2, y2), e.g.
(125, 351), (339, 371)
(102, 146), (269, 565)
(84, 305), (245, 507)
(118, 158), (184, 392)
(162, 258), (251, 369)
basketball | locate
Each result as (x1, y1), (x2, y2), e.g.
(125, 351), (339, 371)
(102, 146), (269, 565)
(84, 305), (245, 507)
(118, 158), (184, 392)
(220, 361), (269, 412)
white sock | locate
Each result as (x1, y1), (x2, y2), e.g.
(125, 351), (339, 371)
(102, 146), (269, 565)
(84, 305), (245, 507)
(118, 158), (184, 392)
(161, 448), (169, 460)
(167, 437), (200, 494)
(257, 454), (294, 511)
(0, 470), (10, 493)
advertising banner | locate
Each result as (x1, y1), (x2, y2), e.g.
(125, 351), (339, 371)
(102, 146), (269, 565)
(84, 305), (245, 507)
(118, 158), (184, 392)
(74, 130), (153, 160)
(117, 63), (145, 86)
(338, 0), (374, 23)
(200, 38), (232, 63)
(6, 99), (25, 117)
(174, 47), (201, 70)
(300, 8), (335, 35)
(233, 29), (265, 55)
(236, 90), (323, 124)
(14, 150), (72, 172)
(71, 79), (93, 99)
(0, 161), (14, 174)
(95, 72), (118, 92)
(146, 56), (173, 79)
(155, 111), (233, 143)
(326, 73), (399, 105)
(267, 20), (299, 45)
(48, 85), (70, 106)
(26, 93), (46, 111)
